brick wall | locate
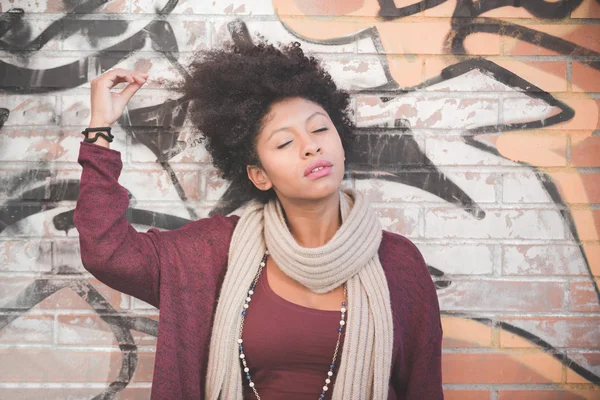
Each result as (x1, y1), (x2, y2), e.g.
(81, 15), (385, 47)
(0, 0), (599, 399)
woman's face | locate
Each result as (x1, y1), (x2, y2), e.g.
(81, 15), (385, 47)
(247, 97), (346, 202)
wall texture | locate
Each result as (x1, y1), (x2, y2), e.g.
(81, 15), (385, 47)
(0, 0), (599, 399)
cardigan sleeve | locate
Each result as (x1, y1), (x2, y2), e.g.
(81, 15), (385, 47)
(403, 335), (443, 399)
(396, 236), (444, 399)
(73, 142), (163, 308)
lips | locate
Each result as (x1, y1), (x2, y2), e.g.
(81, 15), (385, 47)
(304, 160), (333, 177)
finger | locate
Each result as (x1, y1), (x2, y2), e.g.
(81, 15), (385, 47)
(114, 80), (145, 108)
(131, 74), (147, 84)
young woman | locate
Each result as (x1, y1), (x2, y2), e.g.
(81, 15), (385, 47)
(74, 41), (443, 399)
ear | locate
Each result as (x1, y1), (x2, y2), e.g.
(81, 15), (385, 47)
(246, 165), (273, 191)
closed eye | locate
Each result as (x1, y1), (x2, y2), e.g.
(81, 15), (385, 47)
(313, 127), (328, 133)
(277, 141), (292, 149)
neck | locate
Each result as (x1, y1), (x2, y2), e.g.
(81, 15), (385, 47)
(277, 190), (342, 248)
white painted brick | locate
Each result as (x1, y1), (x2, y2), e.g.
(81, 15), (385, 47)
(502, 97), (558, 127)
(425, 135), (521, 166)
(416, 243), (495, 275)
(132, 0), (275, 15)
(320, 58), (390, 90)
(130, 128), (211, 164)
(373, 206), (420, 237)
(0, 240), (52, 272)
(52, 240), (84, 274)
(202, 169), (231, 202)
(504, 319), (600, 348)
(0, 128), (125, 163)
(425, 69), (514, 92)
(424, 208), (566, 239)
(0, 95), (56, 126)
(355, 96), (498, 130)
(502, 245), (589, 276)
(438, 281), (565, 312)
(502, 172), (554, 203)
(119, 170), (199, 201)
(0, 315), (53, 344)
(356, 172), (497, 204)
(212, 20), (356, 53)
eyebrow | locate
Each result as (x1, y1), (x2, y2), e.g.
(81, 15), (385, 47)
(266, 111), (327, 142)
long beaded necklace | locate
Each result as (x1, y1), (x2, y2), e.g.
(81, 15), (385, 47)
(237, 249), (348, 400)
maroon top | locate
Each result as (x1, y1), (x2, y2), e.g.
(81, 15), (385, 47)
(73, 141), (444, 400)
(241, 263), (346, 399)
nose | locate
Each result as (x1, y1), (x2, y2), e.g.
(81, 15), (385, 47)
(302, 133), (321, 157)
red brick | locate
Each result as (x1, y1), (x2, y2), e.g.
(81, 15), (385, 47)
(572, 0), (600, 18)
(550, 172), (600, 204)
(500, 318), (600, 348)
(0, 349), (126, 382)
(439, 281), (565, 312)
(442, 353), (562, 383)
(571, 134), (600, 167)
(0, 277), (129, 311)
(379, 20), (500, 55)
(498, 390), (600, 400)
(566, 352), (600, 383)
(569, 280), (600, 312)
(504, 25), (600, 56)
(57, 314), (158, 346)
(492, 60), (567, 93)
(572, 61), (600, 93)
(444, 390), (490, 400)
(570, 210), (600, 241)
(130, 351), (156, 383)
(0, 388), (151, 400)
(442, 316), (493, 348)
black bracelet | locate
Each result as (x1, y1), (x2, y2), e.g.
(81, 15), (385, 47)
(81, 127), (114, 143)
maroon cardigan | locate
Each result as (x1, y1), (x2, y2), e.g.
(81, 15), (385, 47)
(73, 141), (443, 399)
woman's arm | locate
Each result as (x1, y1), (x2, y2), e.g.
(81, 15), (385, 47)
(73, 141), (163, 307)
(396, 237), (445, 399)
(404, 335), (443, 399)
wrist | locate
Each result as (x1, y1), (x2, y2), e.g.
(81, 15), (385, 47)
(88, 119), (113, 129)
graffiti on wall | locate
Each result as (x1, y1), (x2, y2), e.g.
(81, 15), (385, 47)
(0, 0), (598, 397)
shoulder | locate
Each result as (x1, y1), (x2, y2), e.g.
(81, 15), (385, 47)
(379, 230), (443, 343)
(156, 213), (241, 253)
(378, 230), (435, 306)
(378, 230), (428, 281)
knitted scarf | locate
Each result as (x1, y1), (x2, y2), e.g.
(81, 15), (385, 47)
(205, 188), (394, 399)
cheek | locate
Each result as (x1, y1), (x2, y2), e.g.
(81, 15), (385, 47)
(261, 152), (297, 182)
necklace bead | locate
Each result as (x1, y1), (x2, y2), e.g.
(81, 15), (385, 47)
(238, 251), (347, 400)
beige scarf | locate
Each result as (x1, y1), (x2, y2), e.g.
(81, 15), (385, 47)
(205, 188), (394, 399)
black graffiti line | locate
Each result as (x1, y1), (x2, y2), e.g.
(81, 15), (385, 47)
(0, 108), (8, 128)
(0, 2), (123, 53)
(0, 8), (24, 38)
(449, 18), (600, 68)
(441, 313), (600, 386)
(272, 20), (400, 91)
(0, 0), (181, 93)
(377, 0), (582, 20)
(438, 59), (599, 308)
(0, 0), (180, 53)
(270, 17), (600, 384)
(471, 0), (582, 19)
(377, 0), (448, 19)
